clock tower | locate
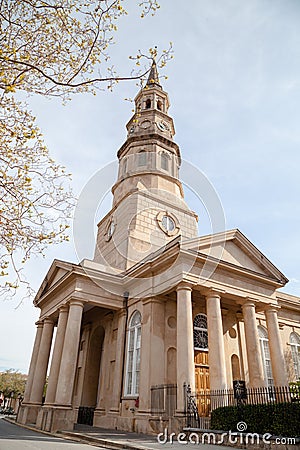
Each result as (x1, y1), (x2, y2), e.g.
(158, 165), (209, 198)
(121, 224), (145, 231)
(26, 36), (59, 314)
(94, 62), (198, 270)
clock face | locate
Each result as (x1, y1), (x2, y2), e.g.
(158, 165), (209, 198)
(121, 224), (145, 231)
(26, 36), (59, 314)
(157, 121), (168, 132)
(105, 219), (115, 241)
(161, 215), (175, 232)
(156, 211), (179, 236)
(140, 120), (151, 129)
(108, 221), (115, 237)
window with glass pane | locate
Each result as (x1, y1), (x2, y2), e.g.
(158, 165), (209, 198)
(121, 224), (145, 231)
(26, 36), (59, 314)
(193, 314), (208, 350)
(125, 311), (142, 396)
(258, 326), (274, 387)
(290, 332), (300, 380)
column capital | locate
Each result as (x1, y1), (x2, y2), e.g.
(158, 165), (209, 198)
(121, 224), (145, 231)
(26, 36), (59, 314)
(67, 298), (85, 308)
(58, 304), (69, 313)
(264, 303), (281, 313)
(204, 287), (225, 299)
(43, 317), (55, 325)
(241, 298), (259, 309)
(236, 312), (243, 321)
(35, 320), (44, 328)
(176, 282), (193, 293)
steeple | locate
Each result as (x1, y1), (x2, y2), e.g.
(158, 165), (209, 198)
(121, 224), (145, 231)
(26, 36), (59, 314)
(146, 60), (162, 89)
(113, 63), (180, 207)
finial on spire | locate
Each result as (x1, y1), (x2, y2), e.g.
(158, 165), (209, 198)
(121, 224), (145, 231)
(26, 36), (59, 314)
(146, 60), (162, 89)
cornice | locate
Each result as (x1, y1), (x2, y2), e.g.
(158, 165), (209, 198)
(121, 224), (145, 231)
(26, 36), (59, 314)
(117, 132), (180, 159)
(111, 170), (185, 198)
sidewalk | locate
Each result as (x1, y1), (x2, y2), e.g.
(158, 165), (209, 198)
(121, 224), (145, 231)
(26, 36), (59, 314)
(60, 424), (244, 450)
(4, 417), (298, 449)
(4, 417), (242, 449)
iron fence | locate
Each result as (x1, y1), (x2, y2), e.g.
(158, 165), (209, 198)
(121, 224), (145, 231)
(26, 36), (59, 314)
(185, 384), (300, 429)
(77, 406), (95, 426)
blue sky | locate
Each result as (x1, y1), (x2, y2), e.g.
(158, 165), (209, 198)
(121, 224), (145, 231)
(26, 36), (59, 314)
(1, 0), (300, 373)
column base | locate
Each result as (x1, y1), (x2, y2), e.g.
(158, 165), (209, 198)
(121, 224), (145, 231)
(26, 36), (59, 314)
(17, 404), (40, 425)
(49, 406), (76, 432)
(19, 405), (76, 433)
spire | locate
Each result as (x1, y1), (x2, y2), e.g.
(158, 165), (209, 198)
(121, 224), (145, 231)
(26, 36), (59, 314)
(146, 60), (162, 89)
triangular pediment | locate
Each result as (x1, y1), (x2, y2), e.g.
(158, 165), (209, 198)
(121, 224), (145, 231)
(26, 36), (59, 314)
(182, 229), (288, 285)
(34, 259), (74, 303)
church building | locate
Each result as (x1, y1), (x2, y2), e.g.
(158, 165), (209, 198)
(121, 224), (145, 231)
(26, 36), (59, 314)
(18, 64), (300, 434)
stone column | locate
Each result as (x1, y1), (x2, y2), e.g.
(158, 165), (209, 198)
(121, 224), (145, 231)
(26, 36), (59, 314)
(206, 291), (227, 390)
(242, 300), (265, 387)
(23, 321), (44, 404)
(176, 283), (195, 413)
(110, 310), (127, 413)
(55, 300), (84, 406)
(265, 306), (288, 386)
(30, 318), (55, 404)
(44, 305), (69, 405)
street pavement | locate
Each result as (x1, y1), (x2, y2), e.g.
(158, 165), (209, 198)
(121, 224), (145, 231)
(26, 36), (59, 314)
(0, 416), (99, 450)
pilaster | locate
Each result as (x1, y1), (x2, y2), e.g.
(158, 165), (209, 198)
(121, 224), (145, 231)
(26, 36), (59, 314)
(110, 310), (128, 413)
(139, 297), (165, 413)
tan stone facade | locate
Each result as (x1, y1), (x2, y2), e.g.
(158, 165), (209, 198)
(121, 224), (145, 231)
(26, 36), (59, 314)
(18, 64), (300, 434)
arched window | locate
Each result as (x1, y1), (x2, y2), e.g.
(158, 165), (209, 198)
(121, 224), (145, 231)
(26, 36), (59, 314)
(157, 100), (162, 111)
(161, 152), (169, 171)
(193, 314), (208, 351)
(145, 99), (151, 109)
(125, 311), (141, 396)
(258, 326), (274, 387)
(290, 332), (300, 380)
(138, 151), (147, 167)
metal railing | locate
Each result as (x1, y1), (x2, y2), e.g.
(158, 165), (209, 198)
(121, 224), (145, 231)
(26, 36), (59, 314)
(184, 384), (300, 429)
(77, 406), (95, 426)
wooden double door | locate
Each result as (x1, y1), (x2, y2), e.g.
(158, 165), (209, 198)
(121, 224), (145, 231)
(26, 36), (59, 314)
(194, 351), (210, 416)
